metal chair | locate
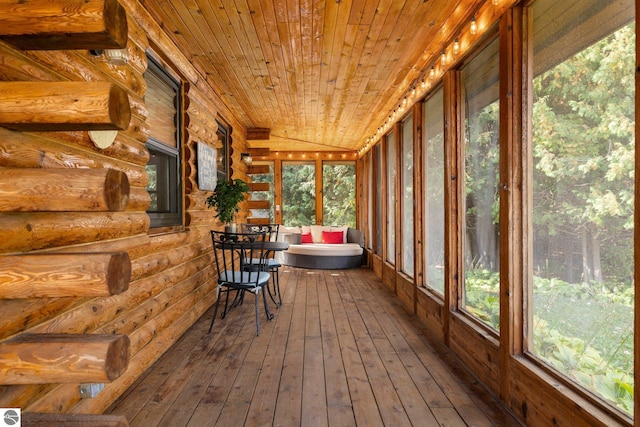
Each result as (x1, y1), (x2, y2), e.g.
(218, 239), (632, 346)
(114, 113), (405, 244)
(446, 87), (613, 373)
(241, 223), (282, 307)
(209, 230), (273, 336)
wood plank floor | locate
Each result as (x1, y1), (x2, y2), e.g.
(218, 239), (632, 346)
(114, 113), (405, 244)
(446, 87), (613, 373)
(108, 267), (521, 426)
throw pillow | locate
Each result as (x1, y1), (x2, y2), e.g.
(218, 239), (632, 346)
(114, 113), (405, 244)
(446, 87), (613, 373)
(301, 233), (313, 244)
(322, 230), (344, 244)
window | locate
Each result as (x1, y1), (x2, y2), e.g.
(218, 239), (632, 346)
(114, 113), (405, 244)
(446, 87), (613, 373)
(216, 120), (230, 180)
(144, 56), (182, 228)
(282, 162), (316, 226)
(530, 0), (635, 414)
(375, 144), (383, 255)
(461, 37), (500, 330)
(386, 132), (396, 264)
(323, 162), (356, 228)
(424, 88), (445, 294)
(401, 114), (414, 276)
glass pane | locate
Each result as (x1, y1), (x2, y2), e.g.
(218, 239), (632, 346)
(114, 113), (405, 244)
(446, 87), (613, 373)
(461, 37), (500, 330)
(282, 162), (316, 226)
(375, 145), (383, 254)
(367, 151), (373, 250)
(387, 132), (396, 264)
(531, 0), (635, 414)
(323, 162), (356, 228)
(401, 115), (414, 276)
(424, 88), (445, 294)
(250, 161), (274, 222)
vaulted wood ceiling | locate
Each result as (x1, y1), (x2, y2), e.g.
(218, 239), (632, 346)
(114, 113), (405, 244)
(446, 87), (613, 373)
(140, 0), (483, 151)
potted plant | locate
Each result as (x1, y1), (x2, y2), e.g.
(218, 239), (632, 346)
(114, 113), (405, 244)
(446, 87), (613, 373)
(206, 178), (250, 232)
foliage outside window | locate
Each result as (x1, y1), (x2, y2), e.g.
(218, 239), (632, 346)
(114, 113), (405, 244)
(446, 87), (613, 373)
(323, 162), (356, 228)
(144, 56), (182, 228)
(401, 115), (414, 277)
(282, 162), (316, 226)
(530, 0), (635, 414)
(461, 37), (501, 330)
(366, 151), (374, 250)
(386, 132), (396, 264)
(250, 161), (274, 222)
(424, 88), (445, 294)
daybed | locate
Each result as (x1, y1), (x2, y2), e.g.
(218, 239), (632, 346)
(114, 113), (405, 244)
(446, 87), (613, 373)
(278, 225), (364, 269)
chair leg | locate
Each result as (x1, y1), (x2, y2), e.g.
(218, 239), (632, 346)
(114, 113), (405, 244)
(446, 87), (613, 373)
(254, 289), (260, 336)
(262, 284), (274, 321)
(208, 285), (223, 333)
(273, 268), (282, 306)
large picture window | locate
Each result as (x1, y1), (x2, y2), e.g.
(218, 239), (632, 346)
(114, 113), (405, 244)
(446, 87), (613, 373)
(323, 162), (356, 228)
(386, 132), (396, 264)
(144, 56), (182, 228)
(424, 88), (445, 294)
(461, 37), (500, 330)
(282, 162), (316, 226)
(401, 114), (414, 277)
(529, 0), (635, 414)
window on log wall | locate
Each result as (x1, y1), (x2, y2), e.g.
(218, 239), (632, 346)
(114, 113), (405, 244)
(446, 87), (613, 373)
(144, 55), (183, 228)
(529, 0), (635, 415)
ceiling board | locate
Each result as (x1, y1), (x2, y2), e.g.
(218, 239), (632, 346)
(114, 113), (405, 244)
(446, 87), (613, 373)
(140, 0), (484, 151)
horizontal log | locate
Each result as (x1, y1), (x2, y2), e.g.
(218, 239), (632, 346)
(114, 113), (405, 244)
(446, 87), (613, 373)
(22, 413), (129, 427)
(248, 147), (270, 156)
(0, 82), (131, 131)
(0, 333), (129, 384)
(0, 127), (148, 187)
(0, 0), (128, 50)
(0, 212), (150, 253)
(248, 182), (270, 192)
(0, 252), (130, 299)
(0, 168), (129, 212)
(246, 200), (270, 210)
(246, 128), (270, 140)
(246, 217), (271, 225)
(247, 165), (270, 175)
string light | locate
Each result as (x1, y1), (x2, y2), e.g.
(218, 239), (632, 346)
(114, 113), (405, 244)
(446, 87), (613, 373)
(470, 17), (477, 35)
(453, 38), (460, 56)
(492, 0), (499, 5)
(429, 66), (435, 79)
(440, 50), (446, 66)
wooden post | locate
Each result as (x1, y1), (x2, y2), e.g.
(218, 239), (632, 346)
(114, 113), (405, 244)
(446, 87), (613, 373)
(0, 333), (130, 384)
(0, 168), (130, 212)
(0, 82), (131, 131)
(0, 0), (128, 50)
(0, 252), (131, 298)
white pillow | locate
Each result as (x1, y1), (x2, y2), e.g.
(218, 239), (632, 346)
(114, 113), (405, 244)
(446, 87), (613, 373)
(280, 226), (301, 234)
(310, 225), (330, 243)
(300, 225), (311, 235)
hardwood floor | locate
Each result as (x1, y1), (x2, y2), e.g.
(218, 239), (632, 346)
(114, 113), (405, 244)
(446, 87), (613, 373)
(108, 267), (521, 426)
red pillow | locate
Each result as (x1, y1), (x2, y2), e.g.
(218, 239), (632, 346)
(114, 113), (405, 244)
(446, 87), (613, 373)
(322, 230), (344, 244)
(300, 233), (313, 243)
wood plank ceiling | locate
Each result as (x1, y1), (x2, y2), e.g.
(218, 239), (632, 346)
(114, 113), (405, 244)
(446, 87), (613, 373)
(139, 0), (484, 152)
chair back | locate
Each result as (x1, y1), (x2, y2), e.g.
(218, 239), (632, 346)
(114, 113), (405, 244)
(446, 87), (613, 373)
(241, 223), (279, 242)
(210, 230), (268, 287)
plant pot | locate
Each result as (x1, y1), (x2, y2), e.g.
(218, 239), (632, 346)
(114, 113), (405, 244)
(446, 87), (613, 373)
(224, 223), (238, 234)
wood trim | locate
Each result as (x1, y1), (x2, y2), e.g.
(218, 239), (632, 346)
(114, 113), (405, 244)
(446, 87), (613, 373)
(0, 252), (130, 298)
(499, 6), (526, 402)
(247, 165), (271, 175)
(315, 159), (322, 225)
(0, 168), (130, 212)
(274, 159), (283, 224)
(246, 128), (270, 140)
(0, 333), (129, 384)
(443, 70), (461, 345)
(0, 82), (131, 131)
(0, 0), (128, 50)
(413, 102), (424, 302)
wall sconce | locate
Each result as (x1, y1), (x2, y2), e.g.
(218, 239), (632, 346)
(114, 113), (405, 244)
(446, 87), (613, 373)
(241, 152), (252, 165)
(470, 17), (478, 35)
(90, 48), (129, 66)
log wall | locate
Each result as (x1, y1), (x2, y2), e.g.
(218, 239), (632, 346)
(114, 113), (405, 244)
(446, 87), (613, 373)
(0, 0), (249, 417)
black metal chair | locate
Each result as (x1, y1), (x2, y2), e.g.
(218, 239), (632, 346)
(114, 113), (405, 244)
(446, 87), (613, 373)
(209, 230), (273, 336)
(241, 223), (282, 307)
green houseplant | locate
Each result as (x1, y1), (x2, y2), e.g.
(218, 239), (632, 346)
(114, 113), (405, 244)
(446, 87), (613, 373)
(206, 178), (250, 230)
